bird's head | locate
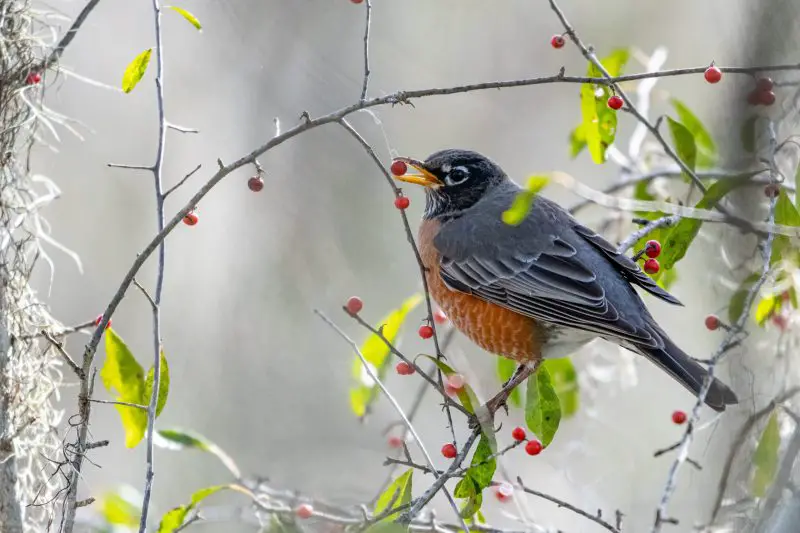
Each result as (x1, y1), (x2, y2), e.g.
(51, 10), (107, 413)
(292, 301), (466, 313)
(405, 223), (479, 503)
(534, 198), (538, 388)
(393, 149), (508, 219)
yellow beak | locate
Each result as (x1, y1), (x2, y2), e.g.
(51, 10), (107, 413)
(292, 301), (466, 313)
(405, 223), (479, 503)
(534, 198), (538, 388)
(393, 157), (442, 188)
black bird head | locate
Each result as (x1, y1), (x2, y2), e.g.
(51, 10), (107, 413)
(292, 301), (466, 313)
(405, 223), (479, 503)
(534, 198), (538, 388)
(393, 149), (508, 220)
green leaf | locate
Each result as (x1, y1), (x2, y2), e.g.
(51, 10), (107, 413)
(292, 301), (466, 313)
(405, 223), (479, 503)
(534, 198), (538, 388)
(122, 48), (152, 93)
(144, 351), (170, 417)
(541, 358), (579, 418)
(418, 354), (479, 414)
(101, 329), (147, 447)
(740, 115), (757, 153)
(373, 469), (413, 521)
(771, 190), (800, 265)
(670, 99), (717, 168)
(350, 294), (423, 417)
(454, 432), (496, 518)
(657, 266), (678, 291)
(501, 176), (550, 226)
(496, 358), (521, 408)
(659, 177), (748, 274)
(166, 6), (202, 30)
(751, 411), (781, 498)
(568, 125), (587, 159)
(157, 485), (229, 533)
(666, 117), (697, 183)
(525, 365), (562, 447)
(728, 273), (761, 324)
(99, 490), (140, 526)
(754, 295), (780, 326)
(155, 428), (241, 478)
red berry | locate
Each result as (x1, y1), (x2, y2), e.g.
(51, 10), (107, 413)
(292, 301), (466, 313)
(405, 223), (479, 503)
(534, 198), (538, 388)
(441, 443), (457, 459)
(394, 196), (410, 210)
(550, 35), (565, 49)
(704, 65), (722, 84)
(388, 435), (405, 449)
(248, 176), (264, 192)
(494, 482), (514, 502)
(781, 291), (791, 302)
(94, 314), (111, 330)
(671, 410), (687, 425)
(607, 95), (624, 110)
(765, 183), (781, 198)
(433, 309), (448, 325)
(643, 258), (660, 275)
(345, 296), (363, 315)
(772, 314), (788, 331)
(525, 440), (543, 456)
(395, 361), (415, 375)
(446, 373), (465, 391)
(418, 324), (434, 339)
(747, 91), (760, 106)
(183, 212), (198, 226)
(645, 240), (662, 259)
(295, 504), (314, 519)
(511, 427), (526, 441)
(756, 77), (774, 92)
(445, 383), (460, 396)
(759, 90), (776, 106)
(26, 72), (41, 85)
(390, 160), (407, 176)
(350, 0), (364, 3)
(704, 314), (720, 331)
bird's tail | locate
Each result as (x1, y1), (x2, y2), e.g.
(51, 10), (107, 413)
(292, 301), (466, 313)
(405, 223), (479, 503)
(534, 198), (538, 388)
(637, 334), (738, 412)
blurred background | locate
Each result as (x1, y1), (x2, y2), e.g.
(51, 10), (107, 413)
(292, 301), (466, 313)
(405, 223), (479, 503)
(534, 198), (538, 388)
(26, 0), (797, 531)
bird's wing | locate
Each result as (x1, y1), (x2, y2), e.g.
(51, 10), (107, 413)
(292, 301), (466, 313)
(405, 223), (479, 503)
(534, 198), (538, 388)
(432, 186), (678, 348)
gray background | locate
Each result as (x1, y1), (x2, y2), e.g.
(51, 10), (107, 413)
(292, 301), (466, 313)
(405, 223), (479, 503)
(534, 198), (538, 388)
(32, 0), (792, 531)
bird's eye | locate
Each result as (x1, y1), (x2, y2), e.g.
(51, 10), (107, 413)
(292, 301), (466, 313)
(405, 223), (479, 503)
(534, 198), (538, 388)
(444, 166), (470, 186)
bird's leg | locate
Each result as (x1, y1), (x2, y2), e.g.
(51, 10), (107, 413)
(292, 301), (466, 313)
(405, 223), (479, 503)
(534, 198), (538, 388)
(469, 361), (538, 430)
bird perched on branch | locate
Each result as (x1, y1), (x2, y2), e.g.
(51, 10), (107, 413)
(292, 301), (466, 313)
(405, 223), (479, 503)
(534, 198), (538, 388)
(393, 149), (737, 416)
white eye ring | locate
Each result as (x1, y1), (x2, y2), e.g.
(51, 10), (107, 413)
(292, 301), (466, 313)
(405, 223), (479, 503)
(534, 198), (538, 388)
(444, 166), (470, 186)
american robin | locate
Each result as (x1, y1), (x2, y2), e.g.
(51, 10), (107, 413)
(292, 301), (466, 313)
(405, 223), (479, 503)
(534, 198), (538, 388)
(393, 149), (738, 414)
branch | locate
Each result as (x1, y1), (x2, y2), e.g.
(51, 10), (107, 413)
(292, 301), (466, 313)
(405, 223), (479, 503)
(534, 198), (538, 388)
(359, 0), (372, 101)
(314, 309), (469, 531)
(516, 477), (621, 533)
(41, 331), (83, 378)
(42, 0), (104, 72)
(616, 215), (680, 254)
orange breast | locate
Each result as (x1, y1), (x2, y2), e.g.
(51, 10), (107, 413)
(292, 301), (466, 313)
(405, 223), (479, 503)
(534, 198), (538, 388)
(418, 219), (543, 363)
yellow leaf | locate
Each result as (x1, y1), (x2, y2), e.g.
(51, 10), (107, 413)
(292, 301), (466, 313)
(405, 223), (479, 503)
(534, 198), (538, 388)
(122, 49), (152, 93)
(166, 6), (202, 31)
(102, 329), (147, 447)
(752, 411), (781, 497)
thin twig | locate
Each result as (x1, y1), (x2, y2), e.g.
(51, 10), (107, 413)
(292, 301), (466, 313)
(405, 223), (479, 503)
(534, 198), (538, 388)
(616, 215), (680, 253)
(166, 122), (198, 134)
(163, 164), (202, 199)
(137, 0), (169, 528)
(89, 399), (147, 411)
(107, 163), (153, 171)
(41, 331), (83, 378)
(516, 477), (620, 533)
(314, 309), (469, 531)
(359, 0), (372, 101)
(132, 279), (157, 311)
(42, 0), (104, 72)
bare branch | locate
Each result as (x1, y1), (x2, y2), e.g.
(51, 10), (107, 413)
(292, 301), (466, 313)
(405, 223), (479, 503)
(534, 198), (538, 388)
(41, 331), (83, 378)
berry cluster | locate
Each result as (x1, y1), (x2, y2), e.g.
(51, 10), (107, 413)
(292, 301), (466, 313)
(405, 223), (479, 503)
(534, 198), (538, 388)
(633, 239), (661, 275)
(747, 77), (776, 107)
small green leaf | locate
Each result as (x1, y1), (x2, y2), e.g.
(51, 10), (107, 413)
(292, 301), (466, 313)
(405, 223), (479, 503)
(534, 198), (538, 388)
(541, 358), (579, 418)
(157, 485), (229, 533)
(659, 177), (748, 274)
(155, 429), (241, 478)
(771, 190), (800, 265)
(568, 125), (587, 159)
(657, 266), (678, 291)
(99, 490), (140, 526)
(144, 351), (170, 417)
(373, 469), (413, 521)
(751, 411), (781, 498)
(741, 115), (757, 153)
(350, 294), (423, 417)
(101, 329), (147, 447)
(122, 48), (152, 93)
(754, 295), (780, 326)
(166, 6), (202, 30)
(454, 432), (496, 518)
(496, 358), (521, 408)
(728, 273), (761, 324)
(670, 99), (717, 168)
(501, 176), (549, 226)
(525, 365), (562, 447)
(666, 117), (697, 183)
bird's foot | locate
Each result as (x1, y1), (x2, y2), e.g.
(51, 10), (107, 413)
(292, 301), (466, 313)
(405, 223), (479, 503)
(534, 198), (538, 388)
(468, 362), (537, 432)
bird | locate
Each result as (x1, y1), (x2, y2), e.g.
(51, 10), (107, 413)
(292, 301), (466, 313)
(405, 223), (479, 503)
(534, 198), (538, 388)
(392, 148), (738, 415)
